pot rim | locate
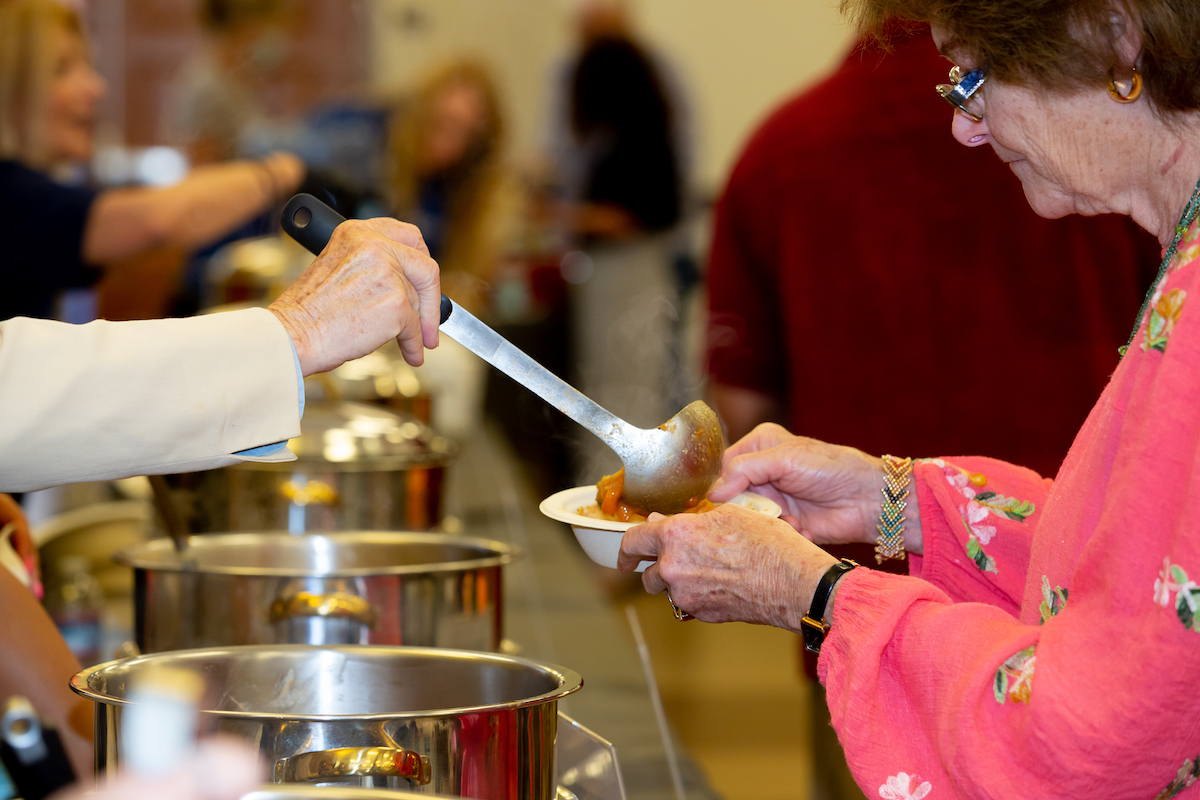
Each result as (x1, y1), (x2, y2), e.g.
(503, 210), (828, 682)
(70, 644), (583, 720)
(230, 451), (457, 472)
(113, 532), (519, 577)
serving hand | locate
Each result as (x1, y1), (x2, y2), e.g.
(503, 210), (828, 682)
(268, 217), (442, 375)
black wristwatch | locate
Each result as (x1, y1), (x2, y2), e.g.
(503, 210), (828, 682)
(801, 558), (859, 654)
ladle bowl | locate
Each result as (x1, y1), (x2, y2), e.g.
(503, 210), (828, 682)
(612, 401), (724, 513)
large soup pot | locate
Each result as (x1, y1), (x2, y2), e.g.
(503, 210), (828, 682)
(117, 532), (514, 653)
(73, 645), (583, 800)
(194, 402), (456, 533)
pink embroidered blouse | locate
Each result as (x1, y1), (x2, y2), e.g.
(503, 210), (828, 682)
(820, 219), (1200, 800)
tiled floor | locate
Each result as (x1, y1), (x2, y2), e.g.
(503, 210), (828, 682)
(617, 583), (815, 800)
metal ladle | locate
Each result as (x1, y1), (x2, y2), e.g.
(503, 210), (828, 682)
(281, 194), (724, 514)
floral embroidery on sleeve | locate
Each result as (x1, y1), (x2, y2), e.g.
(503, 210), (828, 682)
(993, 645), (1036, 705)
(966, 534), (998, 574)
(879, 772), (932, 800)
(921, 460), (1038, 574)
(1153, 558), (1200, 632)
(1155, 756), (1200, 800)
(1142, 287), (1187, 353)
(1038, 576), (1068, 623)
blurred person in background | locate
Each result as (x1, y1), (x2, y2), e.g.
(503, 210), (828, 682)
(383, 58), (518, 443)
(387, 59), (514, 317)
(167, 0), (289, 167)
(0, 0), (304, 322)
(544, 0), (693, 483)
(703, 23), (1158, 800)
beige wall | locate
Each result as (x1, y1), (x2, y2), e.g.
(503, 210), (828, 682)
(367, 0), (855, 192)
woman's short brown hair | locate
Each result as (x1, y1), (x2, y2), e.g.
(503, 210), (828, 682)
(841, 0), (1200, 114)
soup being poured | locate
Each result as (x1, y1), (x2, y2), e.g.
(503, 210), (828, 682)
(577, 468), (717, 523)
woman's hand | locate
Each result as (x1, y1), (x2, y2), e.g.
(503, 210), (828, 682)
(0, 493), (38, 593)
(617, 503), (838, 628)
(708, 423), (918, 550)
(268, 217), (442, 374)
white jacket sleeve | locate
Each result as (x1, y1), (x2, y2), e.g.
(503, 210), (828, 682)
(0, 307), (301, 492)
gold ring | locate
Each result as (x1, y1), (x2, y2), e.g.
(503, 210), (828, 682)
(666, 590), (693, 621)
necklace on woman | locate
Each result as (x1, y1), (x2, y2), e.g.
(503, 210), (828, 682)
(1120, 172), (1200, 356)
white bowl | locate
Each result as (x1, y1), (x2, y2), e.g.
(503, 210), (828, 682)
(539, 486), (782, 571)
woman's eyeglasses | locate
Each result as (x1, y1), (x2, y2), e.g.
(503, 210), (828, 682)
(936, 66), (988, 122)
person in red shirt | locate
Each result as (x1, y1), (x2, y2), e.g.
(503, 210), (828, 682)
(703, 24), (1160, 800)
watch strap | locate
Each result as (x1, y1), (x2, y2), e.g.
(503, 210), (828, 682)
(801, 558), (859, 654)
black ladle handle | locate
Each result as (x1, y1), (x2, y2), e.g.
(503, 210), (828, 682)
(281, 193), (453, 325)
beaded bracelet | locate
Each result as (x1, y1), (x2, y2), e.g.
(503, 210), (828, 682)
(874, 455), (913, 563)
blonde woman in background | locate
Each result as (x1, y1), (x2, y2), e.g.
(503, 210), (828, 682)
(0, 0), (304, 321)
(387, 59), (514, 317)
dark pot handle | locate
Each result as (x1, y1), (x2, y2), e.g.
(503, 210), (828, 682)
(281, 193), (453, 325)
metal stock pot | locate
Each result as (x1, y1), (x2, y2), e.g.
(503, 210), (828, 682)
(73, 645), (582, 800)
(116, 532), (514, 653)
(193, 402), (456, 533)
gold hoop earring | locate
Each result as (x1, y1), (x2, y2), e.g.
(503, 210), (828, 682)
(1108, 67), (1143, 103)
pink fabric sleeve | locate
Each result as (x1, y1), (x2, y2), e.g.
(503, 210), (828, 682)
(819, 545), (1200, 799)
(907, 457), (1053, 613)
(816, 247), (1200, 797)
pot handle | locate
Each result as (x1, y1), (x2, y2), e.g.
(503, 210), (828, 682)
(279, 479), (339, 506)
(268, 591), (376, 628)
(274, 746), (432, 785)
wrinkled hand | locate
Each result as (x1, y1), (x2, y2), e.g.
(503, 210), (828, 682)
(269, 217), (441, 375)
(52, 738), (262, 800)
(617, 504), (838, 628)
(707, 423), (889, 548)
(0, 493), (38, 592)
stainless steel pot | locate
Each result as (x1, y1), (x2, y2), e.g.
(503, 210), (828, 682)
(116, 532), (514, 653)
(73, 645), (583, 800)
(193, 402), (456, 533)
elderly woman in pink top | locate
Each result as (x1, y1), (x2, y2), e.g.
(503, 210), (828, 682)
(619, 0), (1200, 797)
